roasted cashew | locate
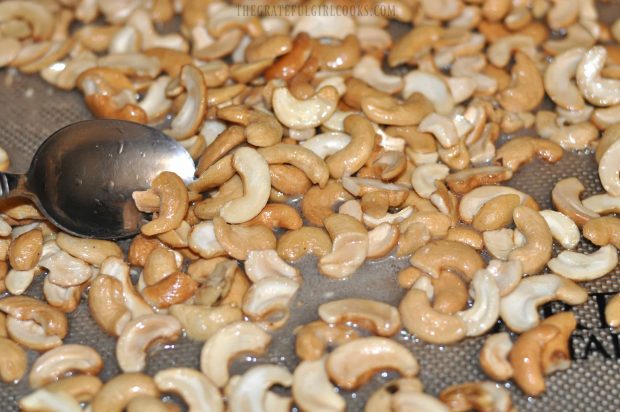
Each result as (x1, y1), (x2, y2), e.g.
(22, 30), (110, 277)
(258, 144), (330, 188)
(410, 239), (484, 280)
(495, 136), (563, 171)
(540, 311), (577, 375)
(318, 214), (369, 279)
(300, 180), (353, 227)
(56, 232), (122, 266)
(140, 172), (188, 236)
(439, 381), (514, 412)
(325, 115), (376, 179)
(277, 226), (332, 262)
(583, 216), (620, 248)
(497, 52), (544, 113)
(213, 217), (276, 260)
(318, 299), (401, 337)
(480, 332), (514, 381)
(292, 357), (345, 412)
(90, 373), (159, 412)
(0, 337), (27, 383)
(508, 206), (553, 275)
(154, 367), (224, 412)
(551, 177), (599, 226)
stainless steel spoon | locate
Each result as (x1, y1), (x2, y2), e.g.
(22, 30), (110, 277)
(0, 119), (195, 239)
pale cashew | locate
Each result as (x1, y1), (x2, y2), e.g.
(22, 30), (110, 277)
(300, 132), (352, 160)
(213, 217), (276, 260)
(544, 47), (586, 110)
(0, 296), (67, 347)
(508, 324), (559, 397)
(0, 337), (27, 383)
(361, 93), (433, 127)
(411, 163), (450, 199)
(326, 337), (419, 390)
(485, 259), (523, 297)
(500, 274), (587, 332)
(116, 314), (182, 372)
(141, 172), (188, 236)
(420, 0), (464, 20)
(219, 147), (270, 224)
(457, 269), (500, 337)
(547, 245), (617, 281)
(19, 389), (81, 412)
(142, 271), (198, 309)
(325, 115), (376, 179)
(480, 332), (514, 381)
(403, 71), (454, 115)
(293, 357), (345, 412)
(318, 298), (401, 337)
(242, 276), (299, 329)
(487, 35), (537, 68)
(367, 223), (399, 259)
(551, 177), (599, 226)
(399, 288), (467, 344)
(418, 113), (459, 148)
(509, 206), (553, 275)
(292, 15), (355, 39)
(583, 216), (620, 248)
(39, 249), (92, 288)
(100, 257), (153, 319)
(43, 375), (102, 403)
(318, 214), (369, 279)
(495, 137), (563, 172)
(200, 321), (271, 387)
(164, 64), (206, 139)
(599, 139), (620, 197)
(258, 144), (330, 188)
(410, 239), (484, 280)
(154, 367), (224, 412)
(228, 364), (293, 412)
(169, 304), (242, 341)
(540, 311), (577, 374)
(582, 193), (620, 214)
(576, 46), (620, 106)
(277, 226), (332, 262)
(90, 373), (159, 412)
(460, 185), (537, 224)
(392, 392), (450, 411)
(353, 55), (403, 94)
(365, 378), (424, 411)
(539, 210), (580, 249)
(497, 52), (544, 113)
(126, 397), (170, 412)
(188, 221), (226, 259)
(55, 232), (122, 266)
(272, 86), (338, 129)
(592, 105), (620, 129)
(29, 344), (102, 388)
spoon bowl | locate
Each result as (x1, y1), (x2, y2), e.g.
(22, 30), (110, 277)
(2, 119), (195, 239)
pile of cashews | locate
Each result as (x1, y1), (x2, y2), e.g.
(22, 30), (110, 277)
(2, 0), (620, 410)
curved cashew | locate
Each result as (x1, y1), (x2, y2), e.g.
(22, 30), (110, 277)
(495, 136), (563, 171)
(325, 115), (376, 179)
(411, 163), (450, 199)
(245, 249), (300, 283)
(472, 194), (521, 232)
(485, 259), (523, 297)
(0, 337), (27, 383)
(213, 217), (276, 260)
(487, 34), (537, 67)
(228, 364), (293, 412)
(277, 226), (332, 262)
(219, 147), (270, 224)
(100, 257), (152, 319)
(318, 298), (401, 337)
(116, 314), (181, 372)
(55, 232), (122, 266)
(388, 26), (443, 67)
(258, 144), (330, 188)
(582, 193), (620, 214)
(272, 86), (338, 129)
(544, 47), (586, 110)
(402, 71), (454, 115)
(539, 209), (580, 249)
(500, 274), (587, 332)
(366, 378), (424, 411)
(188, 221), (227, 259)
(457, 269), (500, 337)
(480, 332), (514, 381)
(361, 93), (433, 127)
(326, 337), (419, 390)
(293, 357), (345, 412)
(400, 288), (467, 344)
(8, 229), (42, 271)
(88, 275), (131, 336)
(508, 206), (553, 275)
(140, 172), (188, 236)
(19, 389), (81, 412)
(439, 381), (513, 412)
(154, 367), (224, 412)
(418, 113), (459, 148)
(90, 373), (159, 412)
(318, 214), (369, 278)
(29, 344), (102, 388)
(599, 139), (620, 197)
(551, 177), (599, 226)
(540, 311), (577, 374)
(42, 375), (102, 403)
(445, 166), (513, 194)
(509, 324), (559, 397)
(460, 186), (537, 224)
(547, 245), (617, 281)
(142, 271), (198, 309)
(583, 216), (620, 248)
(200, 321), (271, 387)
(164, 64), (206, 139)
(300, 132), (351, 160)
(367, 223), (399, 259)
(576, 46), (620, 106)
(242, 276), (299, 329)
(169, 304), (242, 341)
(498, 52), (544, 112)
(410, 239), (484, 280)
(39, 249), (92, 288)
(353, 55), (403, 94)
(421, 0), (464, 20)
(0, 296), (67, 342)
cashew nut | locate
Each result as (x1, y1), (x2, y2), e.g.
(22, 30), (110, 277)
(547, 244), (618, 281)
(480, 332), (514, 381)
(318, 214), (369, 279)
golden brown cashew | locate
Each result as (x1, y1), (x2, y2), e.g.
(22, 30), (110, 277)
(295, 320), (359, 361)
(497, 52), (544, 112)
(194, 176), (243, 220)
(90, 373), (159, 412)
(301, 180), (353, 227)
(410, 240), (484, 280)
(583, 217), (620, 248)
(269, 164), (313, 196)
(213, 217), (276, 260)
(245, 34), (292, 62)
(326, 337), (419, 390)
(508, 206), (553, 275)
(445, 166), (513, 194)
(140, 172), (188, 236)
(540, 311), (576, 375)
(217, 105), (283, 148)
(360, 93), (433, 126)
(472, 194), (521, 231)
(277, 226), (332, 262)
(29, 344), (103, 388)
(258, 144), (330, 188)
(0, 337), (27, 383)
(196, 126), (246, 176)
(8, 228), (42, 271)
(43, 375), (102, 403)
(388, 26), (443, 67)
(142, 271), (198, 308)
(318, 299), (401, 337)
(0, 296), (67, 342)
(509, 324), (559, 397)
(88, 275), (131, 336)
(551, 177), (599, 226)
(325, 115), (376, 179)
(495, 137), (564, 171)
(243, 203), (302, 230)
(264, 32), (312, 81)
(169, 303), (242, 341)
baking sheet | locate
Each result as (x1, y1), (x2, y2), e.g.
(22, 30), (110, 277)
(1, 6), (620, 411)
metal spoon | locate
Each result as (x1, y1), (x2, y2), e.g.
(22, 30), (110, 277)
(0, 119), (195, 239)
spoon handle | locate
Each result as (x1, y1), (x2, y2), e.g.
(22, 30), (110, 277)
(0, 173), (25, 198)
